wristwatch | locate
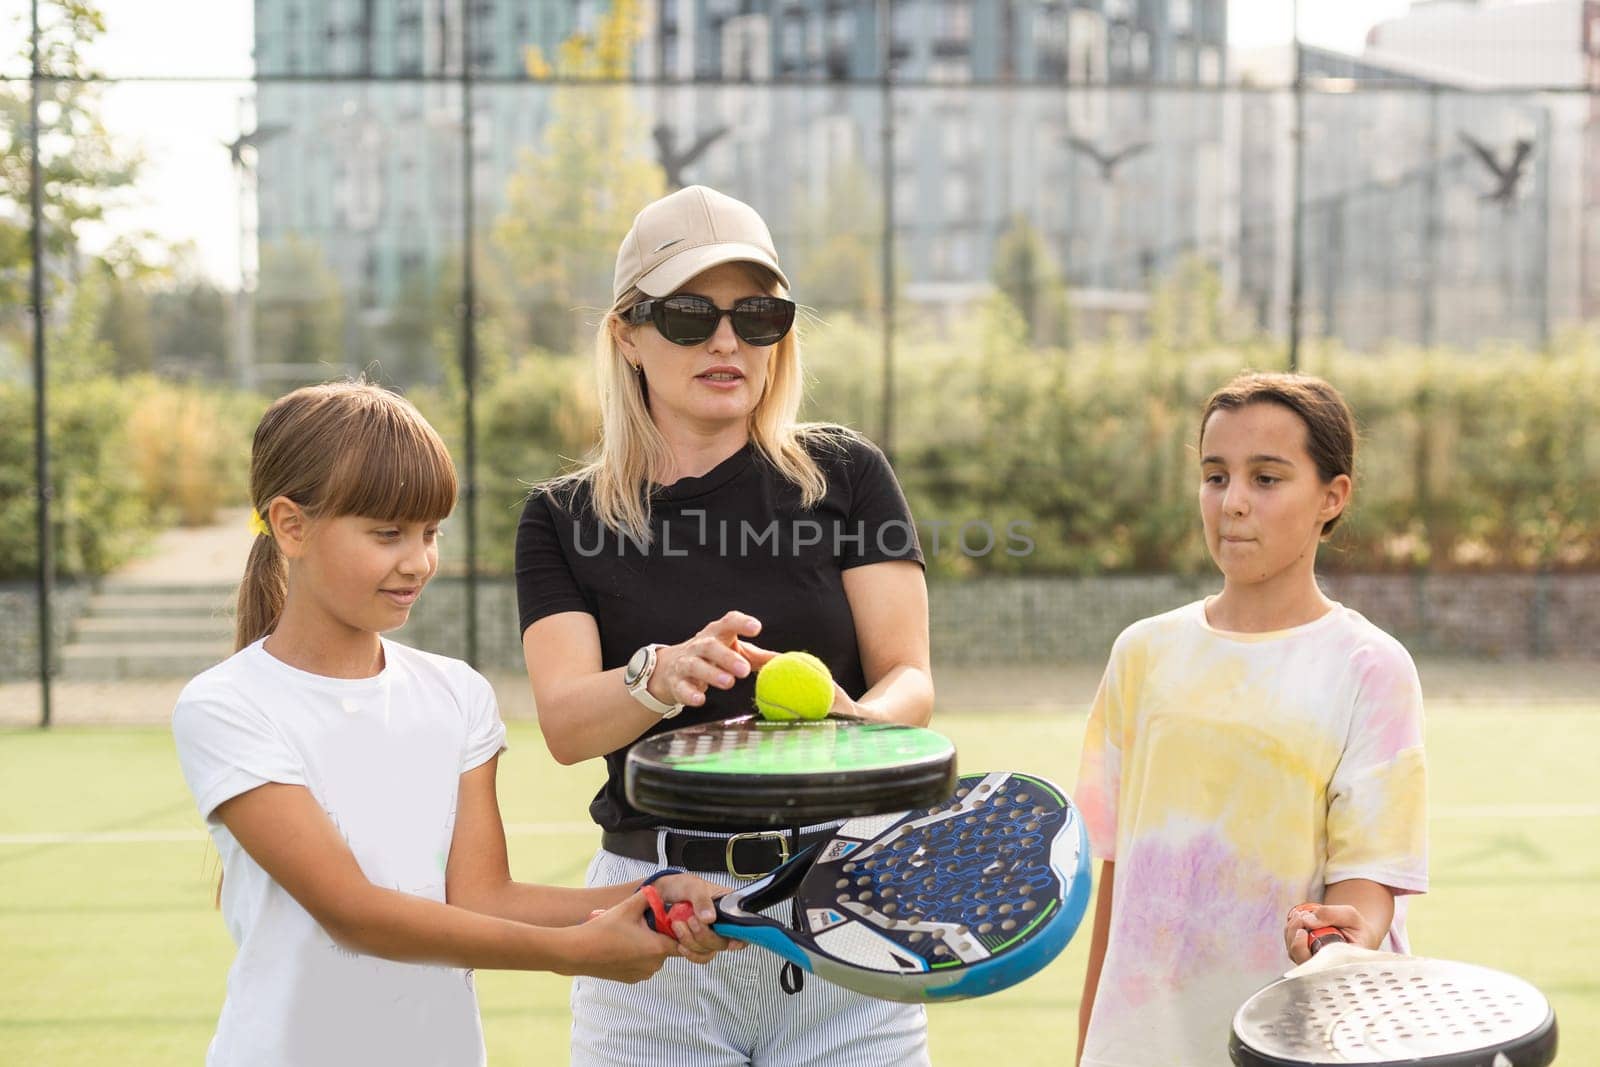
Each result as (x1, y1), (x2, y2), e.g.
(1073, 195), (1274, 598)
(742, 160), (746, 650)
(624, 643), (683, 719)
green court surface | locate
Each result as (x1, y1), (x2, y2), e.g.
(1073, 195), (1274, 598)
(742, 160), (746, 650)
(2, 695), (1596, 1065)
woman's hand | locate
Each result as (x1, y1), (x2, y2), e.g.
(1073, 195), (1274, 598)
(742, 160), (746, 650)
(739, 640), (869, 720)
(650, 611), (762, 709)
(650, 873), (747, 963)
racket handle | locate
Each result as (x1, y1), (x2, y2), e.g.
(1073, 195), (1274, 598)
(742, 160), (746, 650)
(1307, 926), (1348, 954)
(640, 884), (696, 933)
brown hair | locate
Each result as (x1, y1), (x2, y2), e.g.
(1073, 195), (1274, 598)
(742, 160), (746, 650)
(236, 381), (457, 649)
(1199, 371), (1357, 535)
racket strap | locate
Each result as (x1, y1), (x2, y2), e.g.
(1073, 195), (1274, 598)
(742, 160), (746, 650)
(779, 824), (805, 996)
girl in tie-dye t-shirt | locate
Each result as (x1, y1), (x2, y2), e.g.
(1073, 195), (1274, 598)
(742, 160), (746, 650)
(1074, 373), (1428, 1067)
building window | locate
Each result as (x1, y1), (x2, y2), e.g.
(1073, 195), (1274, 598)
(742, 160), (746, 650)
(1170, 0), (1192, 34)
(1174, 42), (1194, 82)
(937, 0), (972, 39)
(943, 175), (968, 217)
(781, 15), (805, 73)
(951, 234), (973, 276)
(1069, 9), (1106, 85)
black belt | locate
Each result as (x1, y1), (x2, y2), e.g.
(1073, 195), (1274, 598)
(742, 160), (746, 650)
(601, 826), (835, 879)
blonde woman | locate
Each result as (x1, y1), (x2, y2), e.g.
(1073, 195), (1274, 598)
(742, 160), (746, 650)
(516, 186), (935, 1066)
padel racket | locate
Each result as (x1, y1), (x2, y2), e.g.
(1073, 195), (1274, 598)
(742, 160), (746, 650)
(651, 771), (1091, 1002)
(625, 715), (958, 827)
(1230, 941), (1558, 1066)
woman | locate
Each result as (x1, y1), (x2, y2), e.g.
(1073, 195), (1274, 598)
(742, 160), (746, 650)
(515, 185), (935, 1066)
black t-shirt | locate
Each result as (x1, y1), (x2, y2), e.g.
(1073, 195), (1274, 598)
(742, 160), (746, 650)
(514, 428), (923, 833)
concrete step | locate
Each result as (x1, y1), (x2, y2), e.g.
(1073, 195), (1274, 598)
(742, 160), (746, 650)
(71, 616), (234, 644)
(59, 642), (233, 682)
(99, 580), (238, 597)
(87, 592), (236, 618)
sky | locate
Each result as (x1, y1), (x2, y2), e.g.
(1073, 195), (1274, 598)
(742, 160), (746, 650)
(19, 0), (1419, 286)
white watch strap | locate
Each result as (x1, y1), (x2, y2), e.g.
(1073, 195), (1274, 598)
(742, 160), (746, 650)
(628, 645), (683, 718)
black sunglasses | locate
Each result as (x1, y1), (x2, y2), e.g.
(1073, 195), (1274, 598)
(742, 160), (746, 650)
(625, 293), (796, 347)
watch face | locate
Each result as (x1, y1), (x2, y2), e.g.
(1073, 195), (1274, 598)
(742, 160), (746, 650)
(625, 646), (650, 687)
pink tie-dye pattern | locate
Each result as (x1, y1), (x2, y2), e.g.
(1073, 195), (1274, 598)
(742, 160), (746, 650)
(1352, 648), (1424, 756)
(1108, 828), (1295, 1010)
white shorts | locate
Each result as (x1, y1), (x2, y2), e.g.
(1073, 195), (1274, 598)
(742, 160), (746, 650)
(570, 846), (931, 1067)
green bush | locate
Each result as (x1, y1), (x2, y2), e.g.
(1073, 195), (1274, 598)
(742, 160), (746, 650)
(381, 303), (1600, 579)
(122, 377), (258, 527)
(412, 351), (599, 576)
(834, 318), (1600, 576)
(0, 377), (152, 579)
(0, 377), (261, 581)
(200, 292), (1600, 585)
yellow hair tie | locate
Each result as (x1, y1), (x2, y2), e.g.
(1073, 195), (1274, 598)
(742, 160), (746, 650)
(249, 509), (270, 538)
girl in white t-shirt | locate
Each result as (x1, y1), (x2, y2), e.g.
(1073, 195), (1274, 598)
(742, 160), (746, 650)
(1074, 372), (1428, 1067)
(173, 382), (737, 1067)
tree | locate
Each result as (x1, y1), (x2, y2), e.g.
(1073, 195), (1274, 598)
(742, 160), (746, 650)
(990, 216), (1073, 349)
(95, 268), (154, 375)
(152, 278), (232, 380)
(491, 0), (666, 354)
(789, 163), (885, 318)
(1148, 255), (1227, 352)
(254, 236), (345, 380)
(1, 1), (156, 389)
(0, 3), (144, 313)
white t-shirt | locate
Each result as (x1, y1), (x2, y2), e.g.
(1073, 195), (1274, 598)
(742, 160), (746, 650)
(1075, 601), (1429, 1067)
(172, 637), (507, 1067)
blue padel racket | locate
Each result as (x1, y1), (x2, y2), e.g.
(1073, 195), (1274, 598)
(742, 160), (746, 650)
(658, 770), (1091, 1003)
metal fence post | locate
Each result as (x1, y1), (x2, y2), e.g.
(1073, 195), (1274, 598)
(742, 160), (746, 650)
(461, 5), (480, 668)
(1288, 0), (1305, 372)
(30, 0), (54, 728)
(878, 0), (896, 461)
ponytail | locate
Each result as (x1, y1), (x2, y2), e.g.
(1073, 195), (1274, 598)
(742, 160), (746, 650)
(235, 529), (287, 651)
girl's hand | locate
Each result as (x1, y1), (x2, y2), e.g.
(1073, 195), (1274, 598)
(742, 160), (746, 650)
(1284, 901), (1382, 965)
(650, 612), (762, 708)
(649, 873), (747, 963)
(574, 891), (682, 982)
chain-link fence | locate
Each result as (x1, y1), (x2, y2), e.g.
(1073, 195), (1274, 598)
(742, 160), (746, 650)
(6, 1), (1600, 725)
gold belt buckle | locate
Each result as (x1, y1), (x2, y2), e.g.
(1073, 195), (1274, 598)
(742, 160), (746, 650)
(725, 830), (790, 879)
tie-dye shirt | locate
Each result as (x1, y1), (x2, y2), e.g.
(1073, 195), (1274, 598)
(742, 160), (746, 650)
(1075, 600), (1428, 1067)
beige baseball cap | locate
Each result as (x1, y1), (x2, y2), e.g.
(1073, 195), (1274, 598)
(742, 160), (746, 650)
(612, 185), (789, 302)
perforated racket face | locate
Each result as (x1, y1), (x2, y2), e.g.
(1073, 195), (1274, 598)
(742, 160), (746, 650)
(1231, 957), (1557, 1066)
(645, 717), (953, 774)
(625, 717), (958, 826)
(785, 771), (1091, 998)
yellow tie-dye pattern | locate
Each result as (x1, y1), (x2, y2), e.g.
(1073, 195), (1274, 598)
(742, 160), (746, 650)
(1327, 744), (1428, 881)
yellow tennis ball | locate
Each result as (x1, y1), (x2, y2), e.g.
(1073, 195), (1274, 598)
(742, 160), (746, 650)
(755, 651), (835, 722)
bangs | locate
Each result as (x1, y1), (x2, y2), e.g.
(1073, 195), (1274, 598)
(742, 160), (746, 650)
(318, 397), (458, 522)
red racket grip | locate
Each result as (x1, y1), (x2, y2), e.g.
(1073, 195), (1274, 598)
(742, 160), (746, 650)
(640, 885), (696, 933)
(1307, 926), (1348, 954)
